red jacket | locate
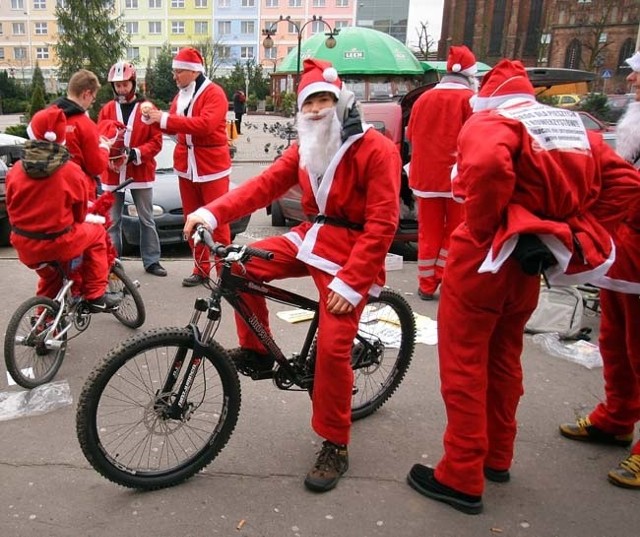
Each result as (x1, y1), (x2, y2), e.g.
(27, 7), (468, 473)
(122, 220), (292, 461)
(407, 78), (474, 196)
(453, 99), (640, 285)
(160, 77), (231, 182)
(98, 99), (163, 190)
(7, 156), (96, 266)
(200, 127), (401, 305)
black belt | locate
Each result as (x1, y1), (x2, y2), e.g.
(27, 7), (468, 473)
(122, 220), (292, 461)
(12, 225), (72, 240)
(313, 215), (364, 231)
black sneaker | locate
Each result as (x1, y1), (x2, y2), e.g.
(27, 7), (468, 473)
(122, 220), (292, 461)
(182, 273), (207, 287)
(418, 290), (435, 301)
(407, 464), (483, 515)
(484, 467), (510, 483)
(145, 262), (167, 277)
(304, 441), (349, 492)
(228, 347), (274, 376)
(87, 293), (120, 313)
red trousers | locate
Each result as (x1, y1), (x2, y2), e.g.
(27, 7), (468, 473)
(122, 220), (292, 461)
(589, 289), (640, 455)
(416, 197), (463, 294)
(179, 177), (230, 276)
(434, 230), (540, 496)
(232, 235), (367, 445)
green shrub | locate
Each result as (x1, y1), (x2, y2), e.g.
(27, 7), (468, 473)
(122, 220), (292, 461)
(578, 93), (610, 122)
(2, 98), (29, 114)
(5, 124), (28, 138)
(280, 91), (296, 117)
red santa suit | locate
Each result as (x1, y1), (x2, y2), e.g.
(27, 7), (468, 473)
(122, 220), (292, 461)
(160, 75), (231, 277)
(98, 99), (163, 190)
(581, 100), (640, 459)
(7, 146), (110, 300)
(196, 124), (401, 445)
(406, 75), (473, 295)
(53, 97), (110, 198)
(432, 60), (640, 498)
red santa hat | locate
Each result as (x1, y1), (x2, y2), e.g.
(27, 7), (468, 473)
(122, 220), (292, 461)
(27, 106), (66, 144)
(625, 51), (640, 72)
(297, 58), (342, 110)
(98, 119), (128, 159)
(172, 47), (205, 73)
(447, 45), (478, 76)
(471, 59), (536, 112)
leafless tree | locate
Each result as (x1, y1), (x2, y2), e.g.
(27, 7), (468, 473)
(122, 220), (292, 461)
(415, 21), (436, 58)
(194, 38), (226, 78)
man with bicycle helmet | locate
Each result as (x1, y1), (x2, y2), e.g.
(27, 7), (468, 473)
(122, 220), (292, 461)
(183, 58), (401, 493)
(98, 61), (166, 277)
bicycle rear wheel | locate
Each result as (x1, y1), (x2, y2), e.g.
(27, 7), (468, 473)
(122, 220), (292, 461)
(4, 296), (68, 389)
(108, 263), (146, 329)
(308, 289), (415, 421)
(76, 328), (241, 490)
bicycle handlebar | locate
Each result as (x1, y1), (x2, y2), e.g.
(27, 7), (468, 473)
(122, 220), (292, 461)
(194, 225), (274, 262)
(113, 178), (135, 193)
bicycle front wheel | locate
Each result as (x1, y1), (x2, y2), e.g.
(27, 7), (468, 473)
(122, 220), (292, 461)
(4, 296), (68, 389)
(108, 263), (146, 329)
(76, 328), (241, 490)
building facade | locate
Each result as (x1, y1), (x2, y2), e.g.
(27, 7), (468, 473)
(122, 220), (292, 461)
(439, 0), (639, 90)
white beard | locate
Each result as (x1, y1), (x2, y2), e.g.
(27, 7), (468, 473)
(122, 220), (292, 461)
(176, 81), (196, 116)
(297, 107), (342, 178)
(615, 101), (640, 164)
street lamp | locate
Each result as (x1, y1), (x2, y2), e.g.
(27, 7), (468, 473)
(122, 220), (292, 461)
(262, 15), (339, 90)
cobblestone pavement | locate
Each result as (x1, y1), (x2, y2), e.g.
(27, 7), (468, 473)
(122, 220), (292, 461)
(230, 112), (296, 163)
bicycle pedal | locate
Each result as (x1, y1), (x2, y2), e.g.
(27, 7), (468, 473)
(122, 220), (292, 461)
(250, 369), (274, 381)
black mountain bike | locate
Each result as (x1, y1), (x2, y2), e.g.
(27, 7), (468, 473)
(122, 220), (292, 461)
(76, 226), (415, 490)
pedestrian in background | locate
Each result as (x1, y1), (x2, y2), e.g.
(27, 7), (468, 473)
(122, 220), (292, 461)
(559, 50), (640, 490)
(233, 89), (246, 135)
(98, 61), (166, 277)
(53, 69), (110, 198)
(145, 47), (231, 287)
(407, 59), (640, 515)
(406, 45), (476, 300)
(183, 58), (401, 493)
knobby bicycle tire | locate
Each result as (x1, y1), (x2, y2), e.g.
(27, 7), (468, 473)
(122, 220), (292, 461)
(108, 264), (146, 329)
(4, 296), (68, 389)
(76, 328), (241, 490)
(308, 289), (415, 421)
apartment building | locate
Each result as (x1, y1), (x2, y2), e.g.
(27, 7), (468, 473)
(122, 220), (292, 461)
(0, 0), (416, 86)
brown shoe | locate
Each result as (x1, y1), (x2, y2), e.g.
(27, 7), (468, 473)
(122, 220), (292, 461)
(608, 454), (640, 489)
(304, 441), (349, 492)
(559, 416), (633, 447)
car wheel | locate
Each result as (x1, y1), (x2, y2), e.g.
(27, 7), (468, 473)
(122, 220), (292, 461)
(0, 217), (10, 247)
(389, 241), (418, 261)
(270, 201), (286, 227)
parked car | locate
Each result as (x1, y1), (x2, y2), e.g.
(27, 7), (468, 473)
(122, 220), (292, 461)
(606, 93), (634, 122)
(602, 131), (617, 150)
(0, 159), (9, 246)
(120, 136), (250, 253)
(576, 111), (615, 133)
(0, 135), (26, 246)
(555, 94), (583, 108)
(268, 67), (599, 257)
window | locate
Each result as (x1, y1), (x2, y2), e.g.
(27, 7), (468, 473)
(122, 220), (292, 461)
(240, 46), (254, 59)
(288, 0), (301, 6)
(195, 21), (208, 34)
(171, 21), (185, 34)
(195, 0), (207, 6)
(312, 20), (324, 33)
(56, 0), (67, 6)
(125, 0), (138, 7)
(12, 23), (26, 35)
(218, 0), (229, 6)
(14, 47), (27, 60)
(264, 20), (278, 33)
(149, 46), (162, 60)
(312, 0), (325, 6)
(34, 0), (46, 9)
(149, 21), (161, 34)
(218, 20), (231, 35)
(11, 0), (25, 9)
(598, 33), (607, 44)
(171, 0), (184, 7)
(0, 48), (4, 60)
(35, 22), (48, 35)
(0, 24), (3, 36)
(336, 0), (348, 6)
(564, 39), (581, 69)
(241, 0), (255, 6)
(241, 21), (254, 34)
(36, 47), (49, 59)
(127, 47), (140, 61)
(266, 0), (278, 6)
(125, 22), (139, 34)
(335, 20), (349, 29)
(618, 38), (635, 74)
(170, 46), (179, 55)
(489, 0), (506, 55)
(264, 47), (277, 59)
(288, 21), (300, 34)
(149, 0), (161, 7)
(217, 45), (231, 59)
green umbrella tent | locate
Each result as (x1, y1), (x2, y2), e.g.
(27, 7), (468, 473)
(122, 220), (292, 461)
(277, 26), (424, 76)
